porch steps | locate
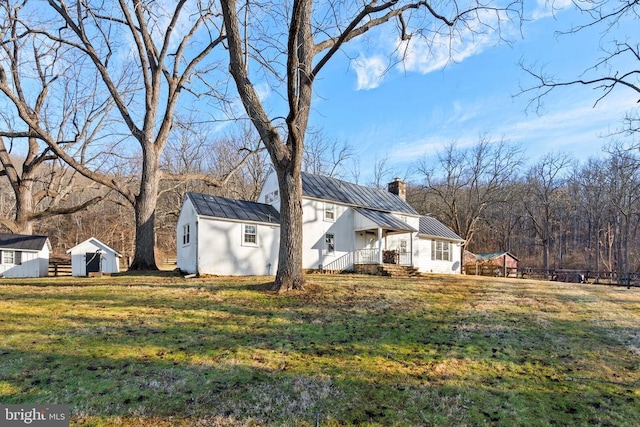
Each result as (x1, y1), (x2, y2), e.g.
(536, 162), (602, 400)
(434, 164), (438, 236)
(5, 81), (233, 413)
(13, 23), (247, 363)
(377, 264), (421, 278)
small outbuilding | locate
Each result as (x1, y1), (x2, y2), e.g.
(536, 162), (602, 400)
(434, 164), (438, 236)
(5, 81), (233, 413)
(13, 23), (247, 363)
(465, 251), (519, 277)
(0, 233), (50, 278)
(67, 237), (122, 276)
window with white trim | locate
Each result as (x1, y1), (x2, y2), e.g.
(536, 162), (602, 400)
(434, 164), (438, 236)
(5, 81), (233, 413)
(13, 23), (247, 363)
(182, 224), (190, 245)
(324, 203), (335, 222)
(2, 250), (15, 264)
(243, 224), (258, 245)
(431, 240), (451, 261)
(399, 239), (408, 253)
(325, 233), (335, 254)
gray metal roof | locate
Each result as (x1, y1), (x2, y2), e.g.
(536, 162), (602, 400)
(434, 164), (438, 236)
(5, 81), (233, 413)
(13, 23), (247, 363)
(419, 217), (464, 241)
(187, 193), (280, 224)
(354, 208), (417, 232)
(302, 172), (418, 215)
(0, 233), (49, 251)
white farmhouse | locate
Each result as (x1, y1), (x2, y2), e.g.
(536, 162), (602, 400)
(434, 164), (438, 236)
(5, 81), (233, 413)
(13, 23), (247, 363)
(177, 193), (280, 276)
(0, 233), (50, 278)
(177, 170), (464, 276)
(67, 237), (122, 276)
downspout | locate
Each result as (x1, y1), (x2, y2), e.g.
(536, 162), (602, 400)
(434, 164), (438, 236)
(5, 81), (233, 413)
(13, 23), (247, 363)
(195, 220), (199, 275)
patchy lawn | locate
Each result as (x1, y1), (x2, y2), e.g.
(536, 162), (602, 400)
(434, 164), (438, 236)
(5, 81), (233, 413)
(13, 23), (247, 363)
(0, 273), (638, 426)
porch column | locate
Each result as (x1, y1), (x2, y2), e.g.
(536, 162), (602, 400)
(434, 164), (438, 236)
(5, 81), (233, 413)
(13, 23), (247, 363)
(410, 232), (414, 267)
(377, 227), (383, 264)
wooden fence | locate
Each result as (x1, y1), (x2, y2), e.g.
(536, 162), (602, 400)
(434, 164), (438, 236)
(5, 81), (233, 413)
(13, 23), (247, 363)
(517, 267), (640, 287)
(49, 258), (72, 277)
(464, 265), (639, 287)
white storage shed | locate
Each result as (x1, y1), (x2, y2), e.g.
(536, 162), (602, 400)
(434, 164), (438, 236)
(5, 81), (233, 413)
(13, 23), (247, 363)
(67, 237), (122, 276)
(0, 233), (50, 278)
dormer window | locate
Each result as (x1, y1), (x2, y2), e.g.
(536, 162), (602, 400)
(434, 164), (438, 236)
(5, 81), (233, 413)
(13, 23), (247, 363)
(324, 203), (335, 222)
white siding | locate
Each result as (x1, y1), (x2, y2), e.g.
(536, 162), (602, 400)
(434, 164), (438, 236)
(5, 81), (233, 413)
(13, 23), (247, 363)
(301, 199), (355, 270)
(0, 246), (49, 278)
(418, 238), (463, 274)
(67, 238), (121, 276)
(196, 218), (279, 276)
(257, 169), (280, 211)
(176, 198), (199, 275)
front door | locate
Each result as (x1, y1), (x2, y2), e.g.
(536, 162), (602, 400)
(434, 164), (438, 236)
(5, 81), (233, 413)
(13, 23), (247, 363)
(86, 252), (100, 275)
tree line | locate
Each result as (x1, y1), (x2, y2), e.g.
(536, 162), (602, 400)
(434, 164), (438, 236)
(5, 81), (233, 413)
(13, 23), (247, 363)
(408, 139), (640, 279)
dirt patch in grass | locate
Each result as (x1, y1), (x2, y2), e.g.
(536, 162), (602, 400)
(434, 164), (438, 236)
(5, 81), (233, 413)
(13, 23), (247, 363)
(1, 274), (638, 425)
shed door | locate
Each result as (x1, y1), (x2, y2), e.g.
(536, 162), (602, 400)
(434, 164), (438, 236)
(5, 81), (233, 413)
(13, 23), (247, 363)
(86, 252), (101, 274)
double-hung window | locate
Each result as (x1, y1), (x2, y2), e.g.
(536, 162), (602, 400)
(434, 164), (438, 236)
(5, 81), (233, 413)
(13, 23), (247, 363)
(2, 250), (15, 264)
(243, 224), (257, 246)
(431, 240), (451, 261)
(324, 203), (335, 222)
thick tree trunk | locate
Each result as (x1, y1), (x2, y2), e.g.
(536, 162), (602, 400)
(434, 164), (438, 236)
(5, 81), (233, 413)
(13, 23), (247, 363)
(273, 167), (305, 292)
(12, 171), (35, 235)
(129, 147), (159, 271)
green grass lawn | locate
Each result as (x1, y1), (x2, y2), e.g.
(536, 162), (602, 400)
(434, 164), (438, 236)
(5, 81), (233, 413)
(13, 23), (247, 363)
(0, 273), (638, 426)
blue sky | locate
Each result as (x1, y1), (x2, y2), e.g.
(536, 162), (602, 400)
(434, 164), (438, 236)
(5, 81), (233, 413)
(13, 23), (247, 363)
(303, 1), (639, 182)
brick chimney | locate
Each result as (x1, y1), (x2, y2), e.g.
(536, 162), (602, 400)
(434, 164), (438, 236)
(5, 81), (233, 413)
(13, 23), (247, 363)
(388, 178), (406, 200)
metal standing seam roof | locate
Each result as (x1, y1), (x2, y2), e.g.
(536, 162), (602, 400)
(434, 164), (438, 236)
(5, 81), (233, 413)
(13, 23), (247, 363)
(187, 193), (281, 224)
(301, 172), (418, 215)
(0, 233), (49, 251)
(354, 208), (417, 232)
(419, 217), (464, 241)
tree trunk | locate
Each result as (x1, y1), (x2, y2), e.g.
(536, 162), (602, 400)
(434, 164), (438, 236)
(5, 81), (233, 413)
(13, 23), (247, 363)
(129, 146), (159, 270)
(14, 187), (34, 235)
(273, 167), (305, 292)
(11, 163), (37, 235)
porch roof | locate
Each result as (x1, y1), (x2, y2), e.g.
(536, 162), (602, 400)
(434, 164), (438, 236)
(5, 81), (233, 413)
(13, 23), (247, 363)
(354, 208), (417, 233)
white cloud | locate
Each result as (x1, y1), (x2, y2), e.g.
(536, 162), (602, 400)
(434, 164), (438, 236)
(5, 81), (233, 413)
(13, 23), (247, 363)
(378, 89), (637, 169)
(353, 55), (388, 90)
(531, 0), (574, 20)
(351, 7), (518, 90)
(398, 29), (493, 75)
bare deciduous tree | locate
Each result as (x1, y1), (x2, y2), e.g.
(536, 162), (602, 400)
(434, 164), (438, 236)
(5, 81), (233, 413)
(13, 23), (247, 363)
(519, 0), (639, 134)
(522, 152), (572, 271)
(303, 130), (355, 179)
(603, 141), (640, 284)
(0, 1), (103, 234)
(415, 137), (524, 249)
(221, 0), (523, 291)
(1, 1), (234, 270)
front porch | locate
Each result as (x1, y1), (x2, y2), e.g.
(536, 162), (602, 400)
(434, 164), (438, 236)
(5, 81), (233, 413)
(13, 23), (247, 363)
(320, 248), (416, 276)
(319, 208), (418, 276)
(354, 248), (412, 266)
